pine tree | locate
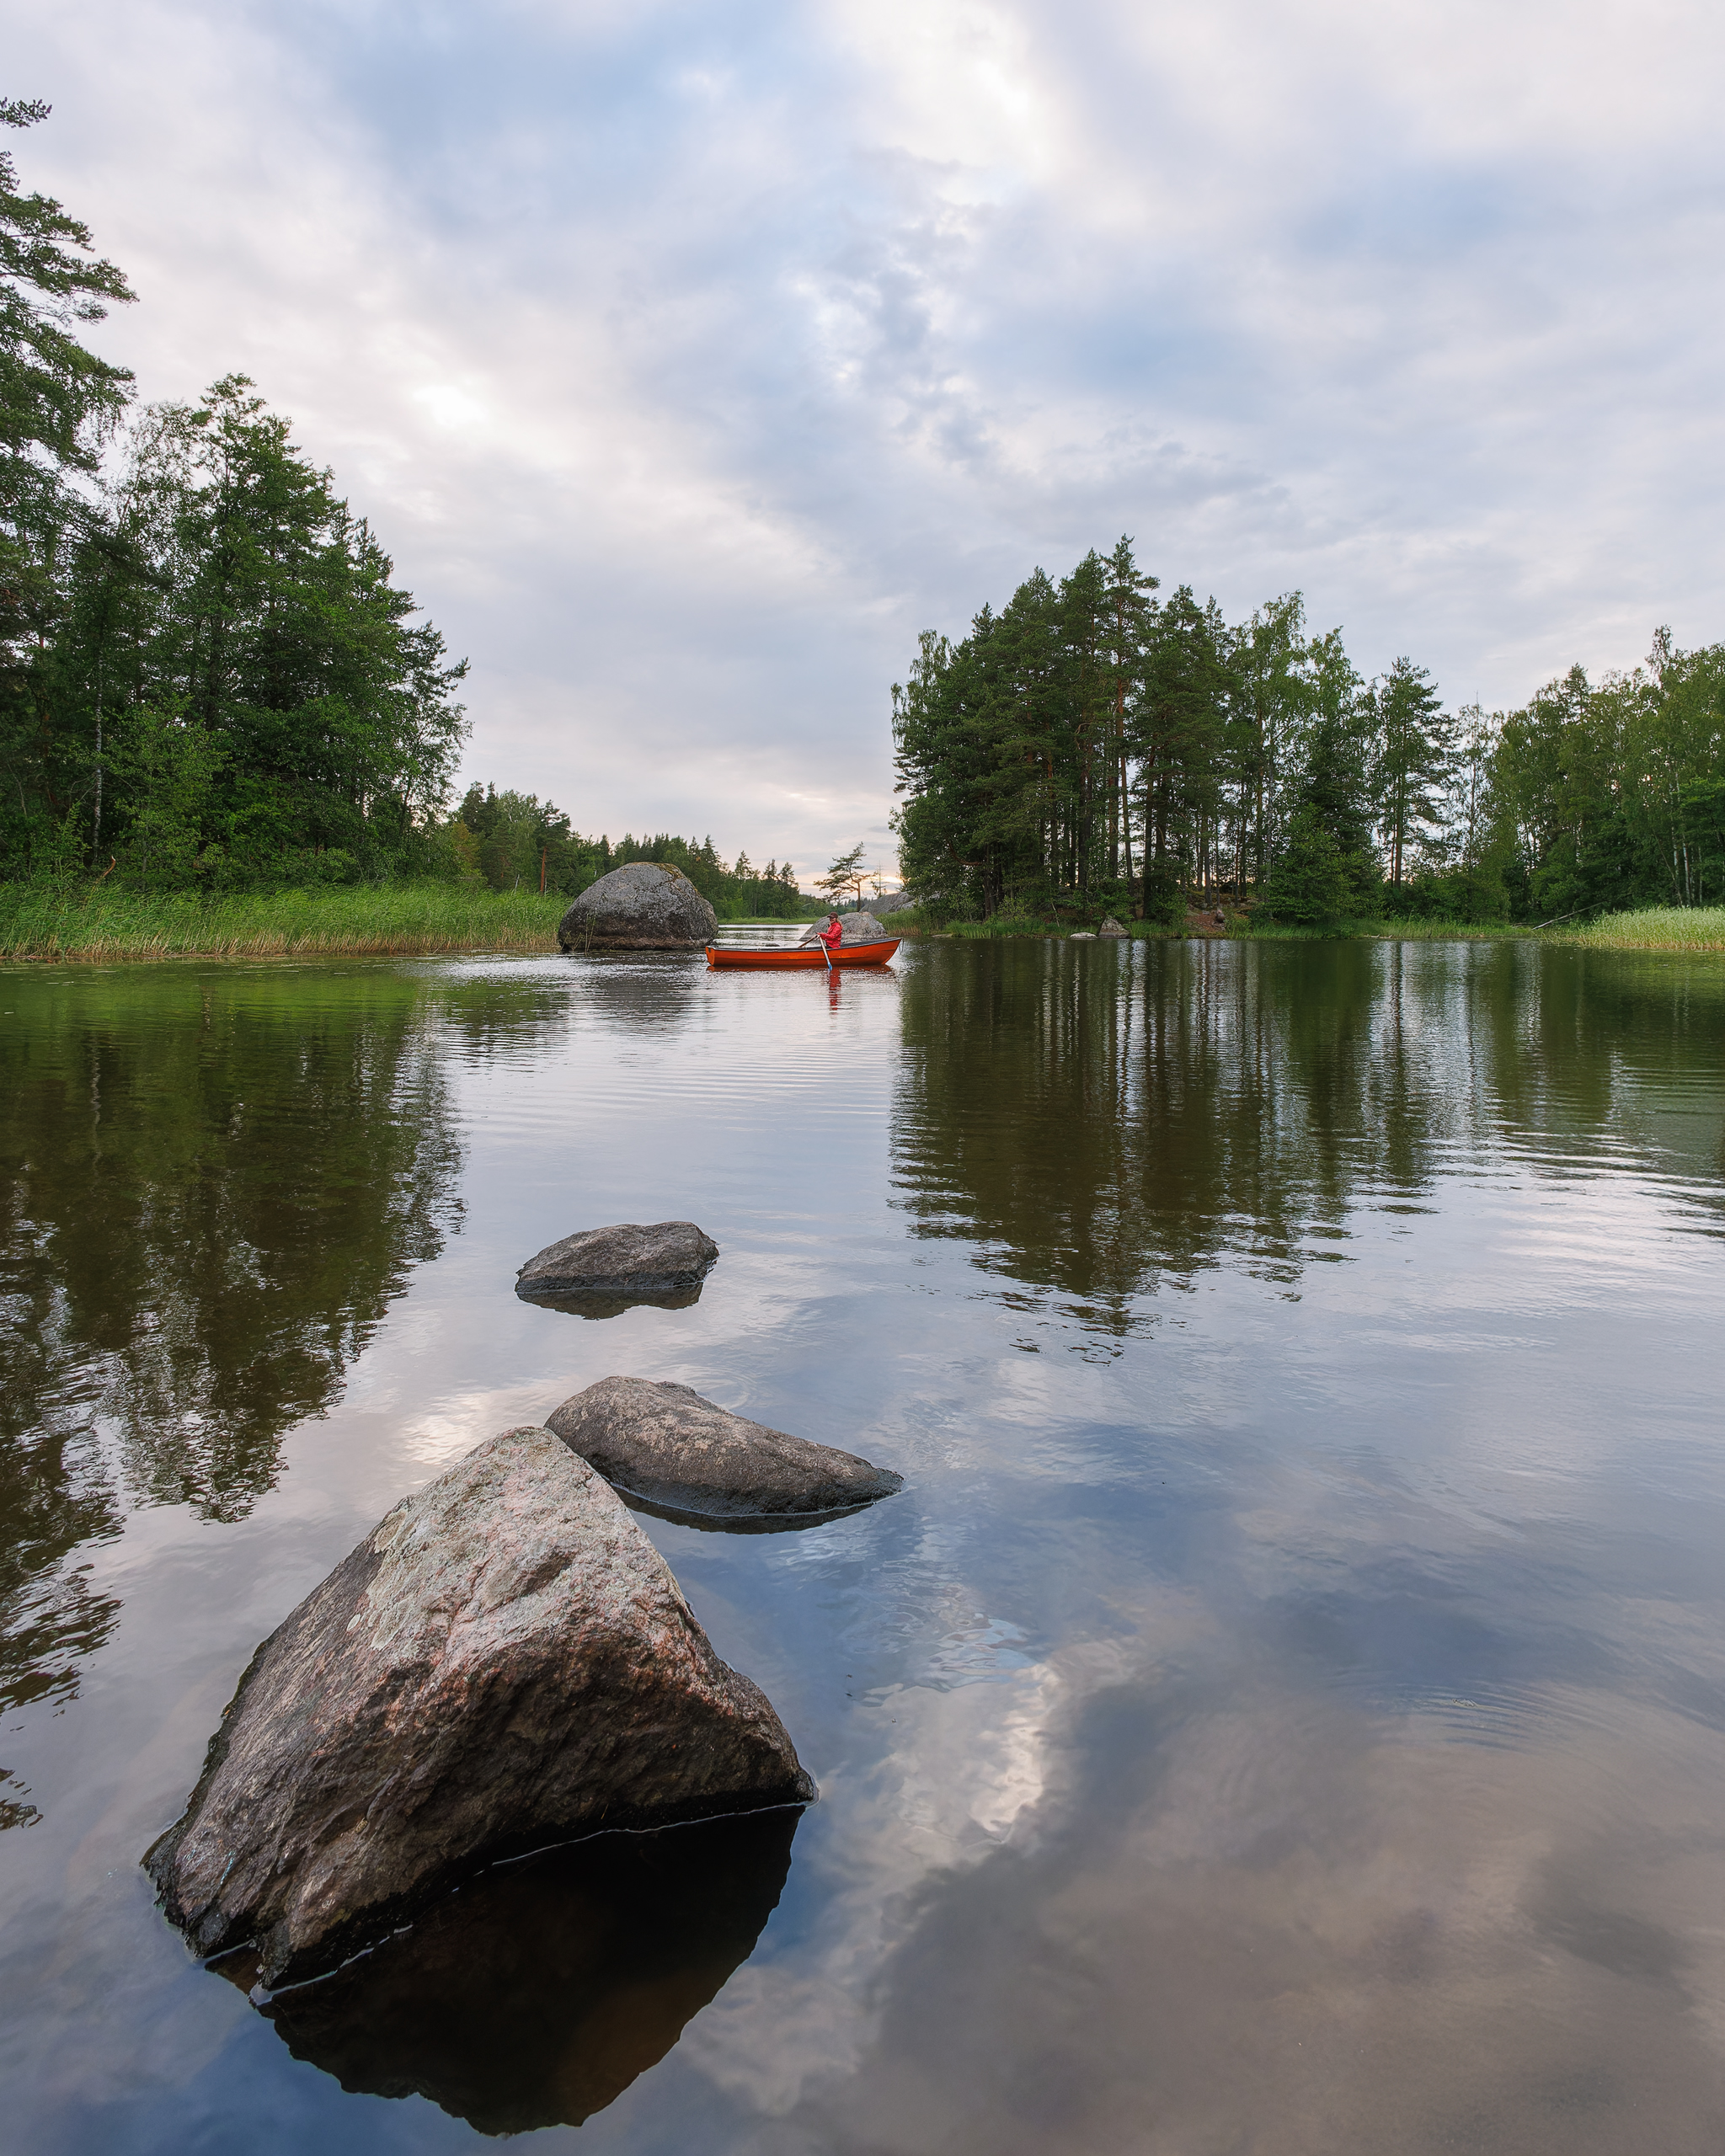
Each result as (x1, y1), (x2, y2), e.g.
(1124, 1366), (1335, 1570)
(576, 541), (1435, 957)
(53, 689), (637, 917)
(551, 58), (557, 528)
(1375, 657), (1450, 885)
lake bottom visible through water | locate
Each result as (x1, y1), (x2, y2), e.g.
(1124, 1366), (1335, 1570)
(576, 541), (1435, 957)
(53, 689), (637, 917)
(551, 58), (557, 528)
(2, 934), (1724, 2153)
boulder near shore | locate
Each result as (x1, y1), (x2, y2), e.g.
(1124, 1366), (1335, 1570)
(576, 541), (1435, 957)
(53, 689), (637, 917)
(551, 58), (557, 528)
(547, 1375), (903, 1524)
(516, 1221), (719, 1306)
(558, 862), (718, 950)
(798, 910), (889, 947)
(144, 1426), (814, 1988)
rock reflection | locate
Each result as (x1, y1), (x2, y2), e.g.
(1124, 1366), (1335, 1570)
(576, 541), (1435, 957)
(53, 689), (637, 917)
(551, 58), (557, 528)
(0, 969), (461, 1742)
(515, 1283), (705, 1320)
(252, 1809), (798, 2135)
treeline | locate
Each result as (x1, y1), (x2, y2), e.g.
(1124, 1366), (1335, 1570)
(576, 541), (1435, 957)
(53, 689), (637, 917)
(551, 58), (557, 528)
(448, 787), (816, 917)
(1, 102), (469, 887)
(0, 104), (807, 911)
(892, 540), (1725, 923)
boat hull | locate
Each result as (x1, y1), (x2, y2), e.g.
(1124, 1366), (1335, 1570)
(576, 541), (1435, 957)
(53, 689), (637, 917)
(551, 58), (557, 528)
(705, 938), (901, 970)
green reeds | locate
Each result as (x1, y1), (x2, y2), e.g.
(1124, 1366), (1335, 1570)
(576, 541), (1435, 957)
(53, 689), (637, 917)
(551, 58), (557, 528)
(1543, 905), (1725, 952)
(0, 883), (569, 961)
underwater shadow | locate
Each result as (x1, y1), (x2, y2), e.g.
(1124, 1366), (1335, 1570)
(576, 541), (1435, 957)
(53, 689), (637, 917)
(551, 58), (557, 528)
(247, 1807), (800, 2135)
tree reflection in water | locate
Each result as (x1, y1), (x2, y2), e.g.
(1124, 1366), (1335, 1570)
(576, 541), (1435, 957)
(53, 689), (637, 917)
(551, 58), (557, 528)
(892, 938), (1725, 1332)
(0, 968), (464, 1765)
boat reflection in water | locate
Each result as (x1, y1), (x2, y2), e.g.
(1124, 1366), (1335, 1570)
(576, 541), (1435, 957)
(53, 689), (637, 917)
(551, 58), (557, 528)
(242, 1809), (799, 2136)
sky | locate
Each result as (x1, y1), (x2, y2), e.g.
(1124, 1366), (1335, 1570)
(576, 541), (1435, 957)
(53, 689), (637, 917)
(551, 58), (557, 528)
(12, 0), (1725, 881)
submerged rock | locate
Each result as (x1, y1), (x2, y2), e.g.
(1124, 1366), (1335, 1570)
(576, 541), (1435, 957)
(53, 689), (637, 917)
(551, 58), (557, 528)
(547, 1375), (903, 1525)
(516, 1221), (718, 1307)
(144, 1426), (814, 1987)
(253, 1810), (798, 2135)
(558, 862), (718, 950)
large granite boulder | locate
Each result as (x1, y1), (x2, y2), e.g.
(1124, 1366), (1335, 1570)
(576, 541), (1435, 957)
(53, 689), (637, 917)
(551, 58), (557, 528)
(516, 1221), (718, 1314)
(547, 1376), (903, 1526)
(798, 910), (889, 947)
(558, 862), (717, 950)
(144, 1427), (814, 1987)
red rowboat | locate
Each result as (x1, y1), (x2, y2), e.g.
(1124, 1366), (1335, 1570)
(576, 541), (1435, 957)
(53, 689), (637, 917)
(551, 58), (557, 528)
(705, 937), (901, 970)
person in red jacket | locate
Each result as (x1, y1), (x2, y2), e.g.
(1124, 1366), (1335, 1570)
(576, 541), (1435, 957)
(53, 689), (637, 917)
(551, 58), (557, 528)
(818, 912), (844, 957)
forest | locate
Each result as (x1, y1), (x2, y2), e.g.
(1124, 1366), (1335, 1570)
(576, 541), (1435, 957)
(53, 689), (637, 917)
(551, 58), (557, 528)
(892, 544), (1725, 925)
(0, 104), (808, 917)
(448, 787), (814, 917)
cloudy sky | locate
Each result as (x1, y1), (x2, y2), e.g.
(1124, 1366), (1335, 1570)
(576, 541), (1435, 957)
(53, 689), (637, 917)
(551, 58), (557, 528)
(13, 0), (1722, 878)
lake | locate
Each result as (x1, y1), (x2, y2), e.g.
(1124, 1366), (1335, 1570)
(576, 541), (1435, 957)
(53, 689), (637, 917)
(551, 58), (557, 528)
(3, 934), (1723, 2153)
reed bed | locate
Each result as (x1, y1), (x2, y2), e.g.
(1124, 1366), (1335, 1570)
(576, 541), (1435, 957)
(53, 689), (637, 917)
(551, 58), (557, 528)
(0, 884), (568, 961)
(1544, 905), (1725, 952)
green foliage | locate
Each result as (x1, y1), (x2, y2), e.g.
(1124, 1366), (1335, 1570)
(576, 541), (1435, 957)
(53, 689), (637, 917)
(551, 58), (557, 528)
(1494, 636), (1725, 916)
(817, 842), (869, 909)
(1257, 808), (1357, 925)
(894, 540), (1423, 922)
(428, 798), (820, 919)
(0, 881), (568, 958)
(1548, 905), (1725, 951)
(895, 548), (1725, 927)
(0, 97), (136, 673)
(0, 112), (469, 889)
(4, 371), (470, 886)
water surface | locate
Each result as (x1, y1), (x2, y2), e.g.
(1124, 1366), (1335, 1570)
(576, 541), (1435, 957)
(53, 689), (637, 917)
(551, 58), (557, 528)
(3, 937), (1723, 2153)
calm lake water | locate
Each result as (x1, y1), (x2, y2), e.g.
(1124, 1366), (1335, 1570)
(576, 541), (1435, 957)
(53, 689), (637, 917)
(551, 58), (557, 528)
(3, 935), (1724, 2153)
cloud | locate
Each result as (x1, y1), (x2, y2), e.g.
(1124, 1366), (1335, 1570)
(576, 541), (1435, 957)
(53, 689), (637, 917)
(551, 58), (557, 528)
(13, 0), (1725, 873)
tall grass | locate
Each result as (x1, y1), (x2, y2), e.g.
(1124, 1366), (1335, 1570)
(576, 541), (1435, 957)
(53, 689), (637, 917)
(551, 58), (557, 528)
(1546, 905), (1725, 952)
(0, 883), (569, 961)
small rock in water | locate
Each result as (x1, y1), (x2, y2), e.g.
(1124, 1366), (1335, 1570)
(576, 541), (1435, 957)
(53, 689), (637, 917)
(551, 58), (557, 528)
(547, 1375), (903, 1525)
(1069, 931), (1097, 940)
(557, 862), (717, 950)
(143, 1426), (814, 1988)
(516, 1220), (718, 1305)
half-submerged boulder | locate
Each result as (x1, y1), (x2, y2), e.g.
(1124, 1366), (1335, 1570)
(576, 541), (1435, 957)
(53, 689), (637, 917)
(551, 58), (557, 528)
(558, 862), (717, 950)
(547, 1376), (902, 1527)
(516, 1221), (718, 1315)
(144, 1427), (814, 1988)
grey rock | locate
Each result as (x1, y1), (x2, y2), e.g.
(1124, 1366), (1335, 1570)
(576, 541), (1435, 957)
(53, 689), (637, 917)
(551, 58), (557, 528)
(516, 1221), (718, 1305)
(547, 1376), (903, 1525)
(798, 910), (889, 947)
(558, 862), (718, 950)
(1098, 916), (1127, 937)
(869, 889), (916, 916)
(144, 1427), (814, 1987)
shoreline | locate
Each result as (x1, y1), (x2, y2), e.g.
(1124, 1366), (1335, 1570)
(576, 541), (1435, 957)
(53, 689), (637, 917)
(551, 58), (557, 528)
(899, 906), (1725, 956)
(0, 887), (825, 964)
(3, 888), (1719, 963)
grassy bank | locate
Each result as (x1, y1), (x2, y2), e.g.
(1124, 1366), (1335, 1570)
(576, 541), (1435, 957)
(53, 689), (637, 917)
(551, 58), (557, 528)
(0, 883), (569, 961)
(1542, 905), (1725, 951)
(905, 904), (1725, 952)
